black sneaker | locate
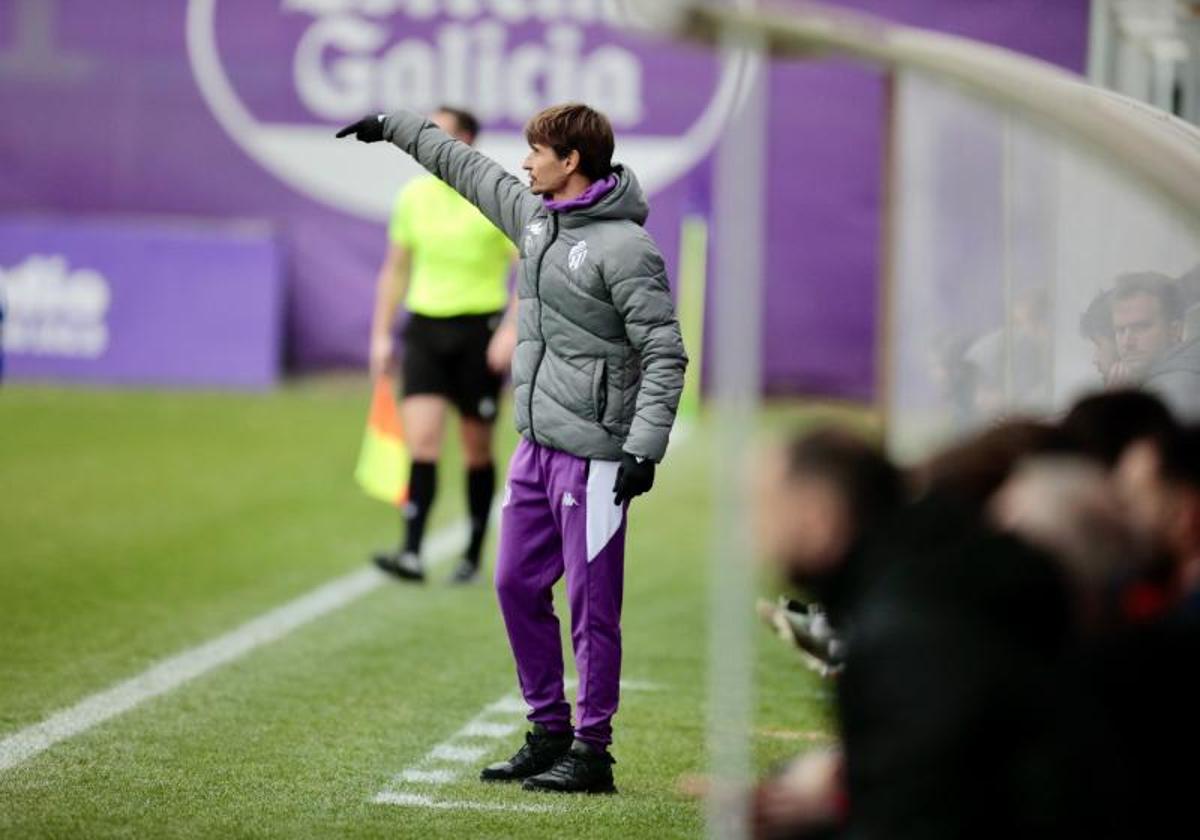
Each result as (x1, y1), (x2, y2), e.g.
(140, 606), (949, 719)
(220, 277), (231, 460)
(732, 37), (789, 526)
(373, 551), (424, 582)
(449, 558), (481, 585)
(480, 724), (572, 783)
(521, 740), (616, 794)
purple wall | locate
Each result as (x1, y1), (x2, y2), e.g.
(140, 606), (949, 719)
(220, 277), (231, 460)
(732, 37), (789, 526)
(0, 0), (1089, 397)
(0, 217), (283, 388)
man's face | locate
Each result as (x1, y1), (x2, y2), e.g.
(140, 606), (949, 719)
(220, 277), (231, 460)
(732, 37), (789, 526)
(522, 143), (574, 196)
(752, 451), (851, 583)
(431, 111), (473, 145)
(1112, 292), (1180, 376)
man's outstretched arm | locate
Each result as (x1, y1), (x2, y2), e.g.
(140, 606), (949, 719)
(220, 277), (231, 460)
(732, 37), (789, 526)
(337, 113), (540, 245)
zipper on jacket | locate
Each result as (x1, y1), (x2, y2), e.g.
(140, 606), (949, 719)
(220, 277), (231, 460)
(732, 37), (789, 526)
(527, 213), (558, 445)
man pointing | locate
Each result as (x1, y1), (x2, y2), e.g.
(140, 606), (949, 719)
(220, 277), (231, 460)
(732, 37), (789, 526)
(338, 103), (687, 795)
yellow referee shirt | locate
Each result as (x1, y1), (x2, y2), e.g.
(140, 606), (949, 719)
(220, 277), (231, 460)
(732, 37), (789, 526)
(389, 176), (516, 318)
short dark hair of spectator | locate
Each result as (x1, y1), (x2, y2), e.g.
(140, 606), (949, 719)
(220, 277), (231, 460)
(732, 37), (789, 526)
(525, 103), (615, 181)
(1060, 389), (1177, 468)
(786, 428), (906, 538)
(916, 420), (1073, 510)
(1080, 289), (1115, 342)
(435, 105), (480, 143)
(1112, 272), (1185, 324)
(1159, 425), (1200, 490)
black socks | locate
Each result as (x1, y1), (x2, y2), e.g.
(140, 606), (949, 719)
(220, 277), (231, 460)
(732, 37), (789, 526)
(403, 460), (437, 556)
(465, 463), (496, 566)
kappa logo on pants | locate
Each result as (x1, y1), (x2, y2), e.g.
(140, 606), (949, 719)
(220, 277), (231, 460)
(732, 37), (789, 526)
(562, 492), (579, 508)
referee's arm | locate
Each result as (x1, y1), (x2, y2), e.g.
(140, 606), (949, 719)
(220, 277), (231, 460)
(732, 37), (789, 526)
(368, 243), (411, 379)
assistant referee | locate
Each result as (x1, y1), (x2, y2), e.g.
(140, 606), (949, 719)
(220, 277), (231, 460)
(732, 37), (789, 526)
(369, 106), (517, 584)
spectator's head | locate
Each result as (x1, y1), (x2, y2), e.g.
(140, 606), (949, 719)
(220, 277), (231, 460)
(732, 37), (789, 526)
(991, 456), (1150, 625)
(432, 105), (480, 145)
(1080, 289), (1118, 382)
(915, 419), (1071, 511)
(754, 428), (905, 586)
(1111, 272), (1184, 377)
(1115, 425), (1200, 597)
(1060, 389), (1177, 468)
(523, 103), (614, 196)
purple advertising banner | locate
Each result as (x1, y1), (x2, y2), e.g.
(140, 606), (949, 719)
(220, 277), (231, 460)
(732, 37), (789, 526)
(0, 0), (1089, 398)
(0, 217), (283, 388)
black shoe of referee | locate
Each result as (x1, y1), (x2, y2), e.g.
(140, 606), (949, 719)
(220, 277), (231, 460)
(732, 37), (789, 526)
(373, 550), (424, 582)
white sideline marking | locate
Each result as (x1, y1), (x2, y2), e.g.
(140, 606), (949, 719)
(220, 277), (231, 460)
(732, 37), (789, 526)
(460, 721), (517, 739)
(0, 520), (471, 773)
(374, 679), (662, 812)
(430, 744), (487, 763)
(485, 696), (529, 715)
(373, 791), (556, 813)
(399, 768), (457, 785)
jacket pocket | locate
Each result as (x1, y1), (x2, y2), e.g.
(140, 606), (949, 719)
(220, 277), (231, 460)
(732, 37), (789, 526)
(591, 357), (608, 423)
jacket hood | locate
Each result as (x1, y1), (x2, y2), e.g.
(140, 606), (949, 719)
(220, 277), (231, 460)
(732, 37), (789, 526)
(558, 165), (649, 228)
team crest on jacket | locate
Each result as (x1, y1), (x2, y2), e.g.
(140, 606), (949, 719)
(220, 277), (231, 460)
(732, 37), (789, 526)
(568, 241), (589, 271)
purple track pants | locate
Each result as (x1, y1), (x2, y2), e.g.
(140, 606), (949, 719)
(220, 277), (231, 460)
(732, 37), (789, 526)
(495, 437), (627, 749)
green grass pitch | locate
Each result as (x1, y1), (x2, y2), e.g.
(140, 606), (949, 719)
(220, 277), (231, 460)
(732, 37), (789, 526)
(0, 378), (862, 838)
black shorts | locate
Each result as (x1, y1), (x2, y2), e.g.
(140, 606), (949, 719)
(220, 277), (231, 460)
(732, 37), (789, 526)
(401, 311), (504, 422)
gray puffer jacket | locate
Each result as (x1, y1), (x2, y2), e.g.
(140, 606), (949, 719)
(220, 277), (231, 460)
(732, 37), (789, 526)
(382, 110), (687, 462)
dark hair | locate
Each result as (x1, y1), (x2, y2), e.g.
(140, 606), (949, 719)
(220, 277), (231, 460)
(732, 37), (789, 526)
(1112, 272), (1184, 323)
(786, 428), (906, 539)
(917, 419), (1072, 509)
(1079, 289), (1115, 342)
(1061, 389), (1177, 468)
(524, 103), (615, 180)
(1158, 425), (1200, 490)
(435, 105), (480, 143)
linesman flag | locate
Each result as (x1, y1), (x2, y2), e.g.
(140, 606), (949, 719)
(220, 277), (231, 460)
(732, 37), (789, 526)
(355, 375), (409, 506)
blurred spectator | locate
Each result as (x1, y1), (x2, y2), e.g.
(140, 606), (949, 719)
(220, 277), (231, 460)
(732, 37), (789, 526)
(962, 328), (1006, 418)
(1079, 424), (1200, 837)
(913, 418), (1070, 510)
(1114, 424), (1200, 613)
(1175, 262), (1200, 339)
(927, 333), (979, 431)
(752, 428), (906, 628)
(1059, 388), (1177, 468)
(1111, 272), (1200, 417)
(753, 427), (1109, 839)
(1079, 289), (1118, 385)
(990, 456), (1151, 627)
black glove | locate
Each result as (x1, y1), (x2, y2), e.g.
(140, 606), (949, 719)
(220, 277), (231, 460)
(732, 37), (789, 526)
(613, 453), (655, 506)
(335, 114), (387, 143)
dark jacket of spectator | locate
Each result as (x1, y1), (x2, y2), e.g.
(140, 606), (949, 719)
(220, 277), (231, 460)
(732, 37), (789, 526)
(829, 496), (1114, 840)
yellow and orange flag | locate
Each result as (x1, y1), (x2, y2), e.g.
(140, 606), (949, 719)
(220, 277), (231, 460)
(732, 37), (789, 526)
(354, 375), (409, 506)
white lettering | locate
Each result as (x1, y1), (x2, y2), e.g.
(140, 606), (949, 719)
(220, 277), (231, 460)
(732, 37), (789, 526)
(0, 255), (111, 359)
(282, 0), (614, 24)
(290, 13), (644, 126)
(487, 0), (530, 23)
(294, 14), (386, 119)
(581, 43), (641, 124)
(437, 23), (470, 106)
(473, 21), (506, 121)
(378, 38), (437, 112)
